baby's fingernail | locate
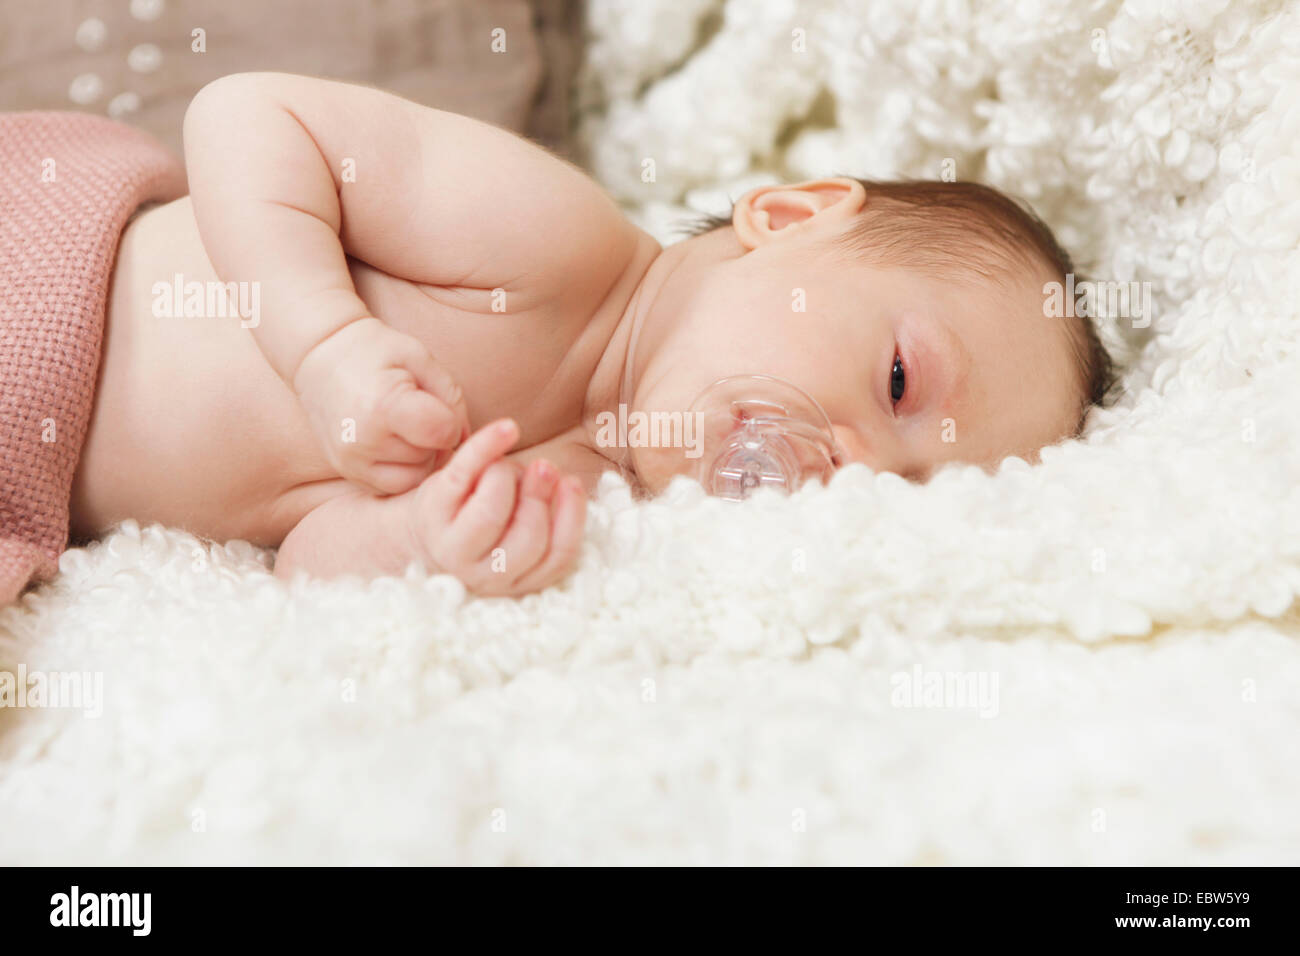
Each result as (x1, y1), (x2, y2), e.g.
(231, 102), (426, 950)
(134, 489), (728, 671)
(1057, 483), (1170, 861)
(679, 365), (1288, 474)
(528, 459), (558, 495)
(496, 418), (518, 437)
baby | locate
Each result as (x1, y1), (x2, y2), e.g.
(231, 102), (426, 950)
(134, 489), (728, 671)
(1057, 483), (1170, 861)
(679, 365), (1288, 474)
(38, 73), (1110, 598)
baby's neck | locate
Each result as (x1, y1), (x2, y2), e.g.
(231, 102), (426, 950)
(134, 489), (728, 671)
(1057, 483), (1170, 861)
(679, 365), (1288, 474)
(579, 226), (741, 487)
(578, 232), (678, 483)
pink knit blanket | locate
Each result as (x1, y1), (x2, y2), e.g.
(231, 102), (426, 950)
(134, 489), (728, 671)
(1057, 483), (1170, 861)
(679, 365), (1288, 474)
(1, 112), (185, 606)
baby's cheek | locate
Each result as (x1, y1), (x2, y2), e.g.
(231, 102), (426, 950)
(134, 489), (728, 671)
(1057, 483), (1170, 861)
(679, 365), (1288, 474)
(630, 443), (695, 495)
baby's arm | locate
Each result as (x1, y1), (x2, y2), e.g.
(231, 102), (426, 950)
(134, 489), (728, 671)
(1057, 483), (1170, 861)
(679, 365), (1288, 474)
(183, 73), (634, 494)
(184, 74), (469, 493)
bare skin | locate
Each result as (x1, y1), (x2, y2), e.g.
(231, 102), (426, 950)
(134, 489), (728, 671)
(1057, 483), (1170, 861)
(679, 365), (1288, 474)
(69, 73), (1082, 596)
(70, 191), (636, 595)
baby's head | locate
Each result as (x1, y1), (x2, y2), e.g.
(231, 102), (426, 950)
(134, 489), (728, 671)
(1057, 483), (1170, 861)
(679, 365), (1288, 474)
(623, 177), (1115, 494)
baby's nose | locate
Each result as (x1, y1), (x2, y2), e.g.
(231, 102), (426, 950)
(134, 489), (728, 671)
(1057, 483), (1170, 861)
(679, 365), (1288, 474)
(828, 423), (871, 467)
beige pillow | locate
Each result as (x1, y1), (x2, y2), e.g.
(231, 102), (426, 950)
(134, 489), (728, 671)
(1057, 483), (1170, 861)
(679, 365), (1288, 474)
(0, 0), (580, 158)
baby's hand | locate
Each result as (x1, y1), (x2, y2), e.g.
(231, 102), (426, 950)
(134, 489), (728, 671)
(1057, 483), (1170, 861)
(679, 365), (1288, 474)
(293, 317), (470, 494)
(411, 419), (587, 596)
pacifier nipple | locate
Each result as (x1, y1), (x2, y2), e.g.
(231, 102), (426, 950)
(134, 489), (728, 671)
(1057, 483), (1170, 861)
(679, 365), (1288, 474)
(687, 375), (841, 501)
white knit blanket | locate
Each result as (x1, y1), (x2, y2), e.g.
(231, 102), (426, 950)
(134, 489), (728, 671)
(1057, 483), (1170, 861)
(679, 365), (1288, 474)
(3, 0), (1299, 864)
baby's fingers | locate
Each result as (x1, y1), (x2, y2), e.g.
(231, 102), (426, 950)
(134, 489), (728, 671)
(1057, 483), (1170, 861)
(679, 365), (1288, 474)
(386, 383), (465, 450)
(403, 351), (469, 439)
(438, 460), (519, 568)
(485, 460), (560, 588)
(513, 475), (586, 592)
(427, 419), (520, 521)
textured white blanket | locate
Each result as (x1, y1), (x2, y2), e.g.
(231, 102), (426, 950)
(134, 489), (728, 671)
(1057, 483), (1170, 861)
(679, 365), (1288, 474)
(3, 0), (1299, 864)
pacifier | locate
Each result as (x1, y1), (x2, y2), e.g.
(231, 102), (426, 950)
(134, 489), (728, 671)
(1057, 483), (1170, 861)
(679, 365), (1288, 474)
(686, 375), (842, 500)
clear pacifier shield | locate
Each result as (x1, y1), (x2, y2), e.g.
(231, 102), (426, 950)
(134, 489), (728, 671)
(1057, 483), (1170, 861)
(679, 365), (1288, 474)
(687, 374), (841, 500)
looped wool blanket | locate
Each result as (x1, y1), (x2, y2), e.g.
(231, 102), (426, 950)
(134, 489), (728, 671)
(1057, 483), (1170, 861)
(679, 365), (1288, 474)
(0, 113), (184, 605)
(2, 1), (1300, 864)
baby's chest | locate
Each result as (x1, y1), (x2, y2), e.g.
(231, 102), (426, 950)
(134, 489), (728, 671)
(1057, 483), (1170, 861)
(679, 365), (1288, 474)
(352, 261), (602, 440)
(505, 425), (616, 494)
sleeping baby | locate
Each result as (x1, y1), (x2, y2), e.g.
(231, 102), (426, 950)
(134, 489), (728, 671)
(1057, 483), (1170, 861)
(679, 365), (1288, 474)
(0, 73), (1112, 602)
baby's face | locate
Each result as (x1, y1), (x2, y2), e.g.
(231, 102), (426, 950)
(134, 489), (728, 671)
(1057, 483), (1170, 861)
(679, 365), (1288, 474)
(626, 212), (1081, 494)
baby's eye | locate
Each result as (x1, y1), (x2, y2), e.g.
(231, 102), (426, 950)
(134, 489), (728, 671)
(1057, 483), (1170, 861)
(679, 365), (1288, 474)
(889, 353), (906, 406)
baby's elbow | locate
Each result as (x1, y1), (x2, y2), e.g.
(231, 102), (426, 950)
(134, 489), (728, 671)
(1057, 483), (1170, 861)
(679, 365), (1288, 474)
(183, 73), (285, 139)
(184, 75), (244, 145)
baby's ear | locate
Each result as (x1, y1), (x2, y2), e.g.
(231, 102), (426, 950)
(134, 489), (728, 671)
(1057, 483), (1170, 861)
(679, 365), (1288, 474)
(732, 177), (867, 249)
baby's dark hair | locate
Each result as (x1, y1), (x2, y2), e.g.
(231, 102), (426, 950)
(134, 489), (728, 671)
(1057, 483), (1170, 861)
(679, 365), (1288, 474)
(686, 178), (1117, 434)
